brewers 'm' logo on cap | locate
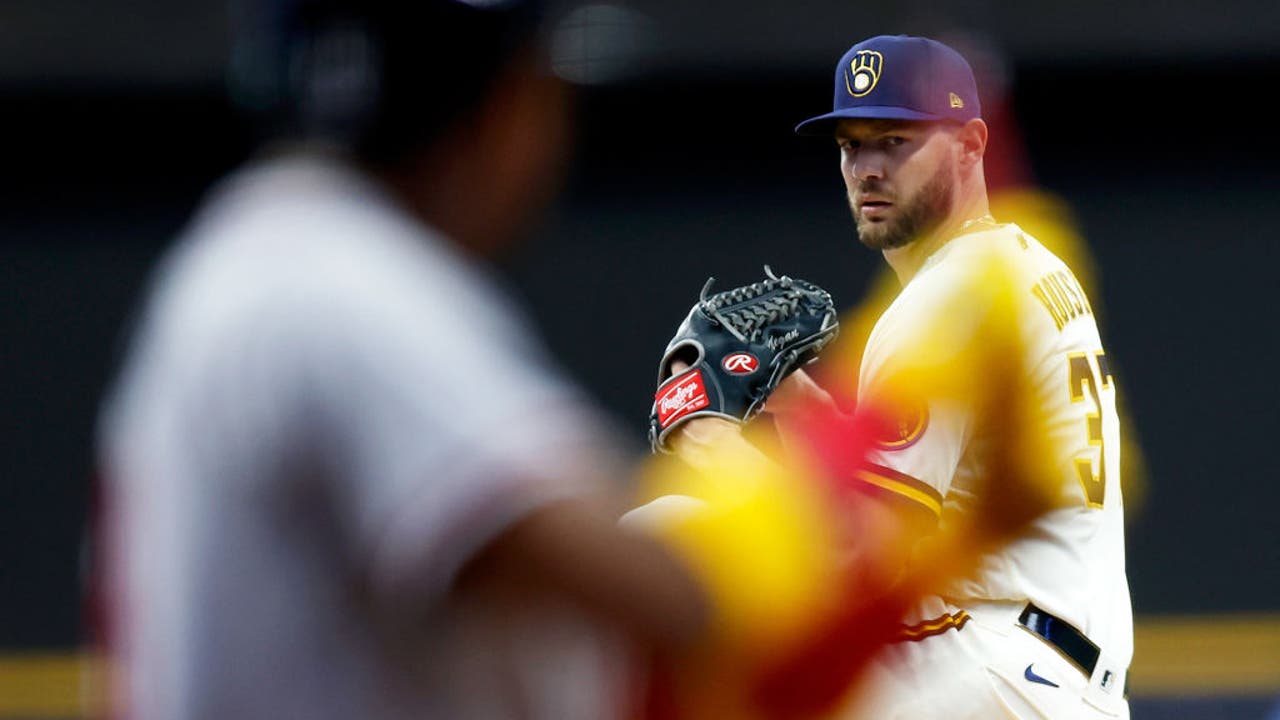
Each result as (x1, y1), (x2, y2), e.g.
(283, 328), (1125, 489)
(845, 50), (883, 98)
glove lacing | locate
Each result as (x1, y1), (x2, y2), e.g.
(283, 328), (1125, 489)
(700, 271), (824, 342)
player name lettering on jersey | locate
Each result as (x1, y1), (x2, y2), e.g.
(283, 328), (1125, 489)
(1030, 269), (1094, 332)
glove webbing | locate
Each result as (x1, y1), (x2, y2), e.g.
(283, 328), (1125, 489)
(704, 284), (811, 341)
(717, 298), (803, 339)
(705, 277), (787, 306)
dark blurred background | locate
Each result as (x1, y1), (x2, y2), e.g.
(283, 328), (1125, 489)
(2, 0), (1278, 715)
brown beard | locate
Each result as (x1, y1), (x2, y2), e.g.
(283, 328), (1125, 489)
(850, 158), (955, 251)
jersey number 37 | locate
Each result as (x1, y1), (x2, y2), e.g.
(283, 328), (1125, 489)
(1068, 350), (1113, 509)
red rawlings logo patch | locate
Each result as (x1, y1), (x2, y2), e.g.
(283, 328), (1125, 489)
(655, 369), (710, 428)
(722, 352), (760, 374)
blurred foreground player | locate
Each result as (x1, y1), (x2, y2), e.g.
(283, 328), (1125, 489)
(96, 2), (708, 718)
(674, 35), (1134, 718)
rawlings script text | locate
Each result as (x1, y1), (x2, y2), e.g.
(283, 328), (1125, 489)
(660, 381), (699, 414)
(656, 372), (709, 427)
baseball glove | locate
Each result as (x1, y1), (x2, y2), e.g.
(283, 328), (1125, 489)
(649, 266), (839, 453)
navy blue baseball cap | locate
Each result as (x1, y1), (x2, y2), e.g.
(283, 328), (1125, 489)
(795, 35), (981, 135)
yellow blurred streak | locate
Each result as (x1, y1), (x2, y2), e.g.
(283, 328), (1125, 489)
(3, 615), (1274, 717)
(815, 267), (898, 402)
(0, 652), (102, 718)
(631, 444), (849, 719)
(27, 626), (1271, 718)
(636, 445), (837, 654)
(989, 187), (1097, 298)
(1130, 613), (1280, 696)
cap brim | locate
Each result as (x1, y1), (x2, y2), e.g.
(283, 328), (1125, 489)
(794, 106), (946, 135)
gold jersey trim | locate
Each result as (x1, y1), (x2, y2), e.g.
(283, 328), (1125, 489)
(897, 610), (972, 642)
(855, 463), (943, 517)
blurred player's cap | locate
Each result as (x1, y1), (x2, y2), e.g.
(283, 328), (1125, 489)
(794, 34), (981, 136)
(227, 0), (545, 159)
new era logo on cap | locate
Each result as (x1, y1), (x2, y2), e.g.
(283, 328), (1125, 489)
(796, 34), (981, 135)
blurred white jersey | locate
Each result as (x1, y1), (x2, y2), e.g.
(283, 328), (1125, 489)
(847, 223), (1133, 718)
(100, 154), (629, 720)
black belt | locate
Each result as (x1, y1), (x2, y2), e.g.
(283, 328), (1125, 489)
(1018, 603), (1100, 677)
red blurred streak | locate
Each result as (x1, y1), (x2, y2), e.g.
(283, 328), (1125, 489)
(635, 397), (913, 720)
(749, 574), (912, 719)
(746, 399), (911, 719)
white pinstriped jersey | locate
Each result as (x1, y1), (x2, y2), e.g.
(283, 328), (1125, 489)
(854, 223), (1133, 667)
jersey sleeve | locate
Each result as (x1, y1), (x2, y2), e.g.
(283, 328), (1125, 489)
(855, 391), (969, 525)
(289, 247), (620, 609)
(852, 261), (991, 523)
